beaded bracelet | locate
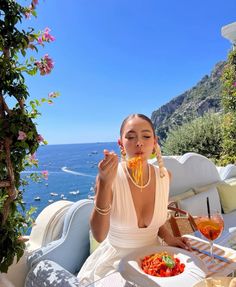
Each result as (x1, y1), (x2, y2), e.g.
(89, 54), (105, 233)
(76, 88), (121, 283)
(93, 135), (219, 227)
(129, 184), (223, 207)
(94, 203), (111, 216)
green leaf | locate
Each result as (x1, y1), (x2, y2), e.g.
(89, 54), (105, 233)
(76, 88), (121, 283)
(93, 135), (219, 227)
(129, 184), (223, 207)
(162, 255), (175, 269)
(21, 49), (26, 57)
(31, 10), (37, 18)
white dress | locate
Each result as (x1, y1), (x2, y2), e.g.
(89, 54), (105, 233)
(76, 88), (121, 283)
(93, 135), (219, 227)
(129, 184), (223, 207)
(77, 163), (169, 285)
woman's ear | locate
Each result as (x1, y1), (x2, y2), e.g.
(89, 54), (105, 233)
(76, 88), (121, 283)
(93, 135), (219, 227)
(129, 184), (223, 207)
(118, 139), (126, 160)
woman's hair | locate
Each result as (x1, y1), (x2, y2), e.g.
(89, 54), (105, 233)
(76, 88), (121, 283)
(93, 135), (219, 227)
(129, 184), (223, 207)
(120, 114), (156, 137)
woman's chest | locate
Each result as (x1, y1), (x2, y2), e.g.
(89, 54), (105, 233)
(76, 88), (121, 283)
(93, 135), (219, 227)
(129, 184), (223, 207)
(130, 181), (156, 228)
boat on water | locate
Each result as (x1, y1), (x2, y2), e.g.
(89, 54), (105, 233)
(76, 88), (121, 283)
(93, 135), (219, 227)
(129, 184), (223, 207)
(50, 192), (58, 196)
(69, 190), (80, 195)
(88, 150), (98, 156)
(34, 196), (40, 201)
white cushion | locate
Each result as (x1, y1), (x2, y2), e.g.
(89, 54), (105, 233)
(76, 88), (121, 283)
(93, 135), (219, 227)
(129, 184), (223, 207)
(169, 189), (195, 203)
(222, 209), (236, 231)
(178, 187), (222, 216)
(193, 183), (218, 194)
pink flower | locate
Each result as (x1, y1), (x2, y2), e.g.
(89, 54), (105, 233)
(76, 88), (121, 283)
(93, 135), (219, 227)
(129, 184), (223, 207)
(38, 28), (55, 45)
(233, 82), (236, 87)
(30, 153), (36, 160)
(24, 5), (33, 19)
(35, 54), (54, 75)
(48, 92), (58, 98)
(41, 170), (49, 180)
(32, 0), (39, 5)
(44, 27), (55, 42)
(37, 134), (44, 143)
(29, 153), (38, 165)
(37, 37), (43, 45)
(18, 131), (27, 141)
(25, 12), (31, 19)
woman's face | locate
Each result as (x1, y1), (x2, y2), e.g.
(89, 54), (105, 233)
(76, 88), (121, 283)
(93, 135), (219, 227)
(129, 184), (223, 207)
(120, 116), (156, 160)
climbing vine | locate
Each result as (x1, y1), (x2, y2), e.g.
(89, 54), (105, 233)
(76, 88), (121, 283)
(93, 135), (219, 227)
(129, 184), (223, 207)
(0, 0), (58, 272)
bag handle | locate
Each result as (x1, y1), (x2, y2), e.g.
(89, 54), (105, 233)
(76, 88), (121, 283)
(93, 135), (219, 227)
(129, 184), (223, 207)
(167, 203), (198, 237)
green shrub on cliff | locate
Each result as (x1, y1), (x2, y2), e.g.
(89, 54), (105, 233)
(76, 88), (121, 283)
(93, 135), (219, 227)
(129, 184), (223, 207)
(162, 112), (222, 161)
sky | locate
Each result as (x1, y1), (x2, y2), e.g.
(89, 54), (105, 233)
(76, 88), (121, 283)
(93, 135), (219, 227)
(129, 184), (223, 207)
(21, 0), (236, 144)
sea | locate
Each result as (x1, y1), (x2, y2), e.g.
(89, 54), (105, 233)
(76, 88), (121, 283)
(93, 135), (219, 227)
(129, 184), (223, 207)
(22, 142), (119, 219)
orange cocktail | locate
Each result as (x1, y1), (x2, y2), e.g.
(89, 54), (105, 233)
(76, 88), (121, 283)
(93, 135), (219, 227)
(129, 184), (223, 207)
(195, 210), (224, 265)
(196, 216), (224, 241)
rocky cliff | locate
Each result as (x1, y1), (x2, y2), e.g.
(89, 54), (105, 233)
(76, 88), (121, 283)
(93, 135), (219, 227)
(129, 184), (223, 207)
(151, 61), (225, 141)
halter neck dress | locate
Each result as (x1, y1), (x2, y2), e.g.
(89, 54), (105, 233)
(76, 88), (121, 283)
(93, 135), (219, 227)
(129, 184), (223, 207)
(78, 163), (169, 285)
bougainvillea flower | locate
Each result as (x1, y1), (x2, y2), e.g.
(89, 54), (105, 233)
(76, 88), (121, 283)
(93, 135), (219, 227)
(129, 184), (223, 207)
(18, 131), (27, 141)
(44, 27), (55, 42)
(48, 92), (58, 98)
(29, 153), (38, 165)
(38, 28), (55, 45)
(35, 54), (54, 75)
(37, 134), (44, 143)
(25, 12), (31, 19)
(41, 170), (49, 180)
(32, 0), (39, 5)
(24, 4), (33, 19)
(37, 37), (43, 45)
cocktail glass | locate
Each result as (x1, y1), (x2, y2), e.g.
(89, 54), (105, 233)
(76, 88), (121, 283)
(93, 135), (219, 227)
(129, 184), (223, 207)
(194, 209), (224, 264)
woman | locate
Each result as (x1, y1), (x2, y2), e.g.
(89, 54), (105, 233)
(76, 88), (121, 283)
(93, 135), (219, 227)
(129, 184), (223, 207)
(78, 114), (189, 284)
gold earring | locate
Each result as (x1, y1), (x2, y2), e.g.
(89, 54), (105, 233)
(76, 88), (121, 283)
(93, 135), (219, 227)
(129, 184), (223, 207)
(150, 146), (156, 159)
(152, 146), (156, 156)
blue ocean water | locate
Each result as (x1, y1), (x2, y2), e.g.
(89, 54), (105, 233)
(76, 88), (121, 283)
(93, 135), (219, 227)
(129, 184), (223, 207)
(23, 142), (119, 219)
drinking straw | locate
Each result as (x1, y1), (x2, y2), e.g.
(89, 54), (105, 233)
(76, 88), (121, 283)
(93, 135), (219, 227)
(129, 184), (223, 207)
(207, 197), (211, 219)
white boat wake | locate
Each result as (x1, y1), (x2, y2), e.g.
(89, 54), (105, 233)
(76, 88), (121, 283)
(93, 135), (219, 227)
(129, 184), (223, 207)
(21, 171), (61, 174)
(61, 167), (95, 178)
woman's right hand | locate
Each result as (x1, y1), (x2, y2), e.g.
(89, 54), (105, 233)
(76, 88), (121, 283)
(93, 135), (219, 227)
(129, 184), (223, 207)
(98, 149), (118, 186)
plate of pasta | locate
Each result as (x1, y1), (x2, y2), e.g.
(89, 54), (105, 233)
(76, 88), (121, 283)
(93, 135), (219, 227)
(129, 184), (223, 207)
(118, 245), (207, 287)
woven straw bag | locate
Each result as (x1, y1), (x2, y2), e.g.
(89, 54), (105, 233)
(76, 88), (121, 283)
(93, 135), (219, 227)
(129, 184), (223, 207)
(165, 204), (198, 237)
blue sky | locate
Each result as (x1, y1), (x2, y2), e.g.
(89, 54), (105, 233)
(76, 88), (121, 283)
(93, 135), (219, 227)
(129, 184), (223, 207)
(23, 0), (235, 144)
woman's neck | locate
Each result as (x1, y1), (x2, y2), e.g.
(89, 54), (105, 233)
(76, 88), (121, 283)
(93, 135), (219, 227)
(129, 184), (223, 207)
(125, 160), (151, 189)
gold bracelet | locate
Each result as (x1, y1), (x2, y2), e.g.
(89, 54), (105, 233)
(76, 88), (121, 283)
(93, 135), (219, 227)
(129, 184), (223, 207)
(94, 203), (111, 215)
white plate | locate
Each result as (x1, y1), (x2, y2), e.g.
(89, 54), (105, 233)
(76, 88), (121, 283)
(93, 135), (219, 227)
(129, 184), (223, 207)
(193, 277), (235, 287)
(118, 245), (208, 287)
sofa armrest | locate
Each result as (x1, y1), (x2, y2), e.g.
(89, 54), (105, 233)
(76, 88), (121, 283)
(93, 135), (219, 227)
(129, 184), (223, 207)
(27, 199), (94, 274)
(27, 239), (63, 268)
(25, 260), (80, 287)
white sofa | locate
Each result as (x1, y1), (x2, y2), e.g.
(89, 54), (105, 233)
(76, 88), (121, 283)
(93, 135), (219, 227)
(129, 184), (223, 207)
(150, 152), (236, 243)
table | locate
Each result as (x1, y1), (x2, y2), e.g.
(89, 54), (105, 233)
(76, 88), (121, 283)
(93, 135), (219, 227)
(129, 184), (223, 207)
(84, 234), (236, 287)
(185, 234), (236, 277)
(85, 272), (133, 287)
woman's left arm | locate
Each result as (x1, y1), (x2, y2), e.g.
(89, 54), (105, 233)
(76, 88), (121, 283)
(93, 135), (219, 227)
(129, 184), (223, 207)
(159, 169), (190, 249)
(158, 225), (191, 250)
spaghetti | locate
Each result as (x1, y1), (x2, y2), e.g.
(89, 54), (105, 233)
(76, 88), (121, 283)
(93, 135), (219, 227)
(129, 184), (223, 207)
(127, 156), (143, 187)
(141, 251), (185, 277)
